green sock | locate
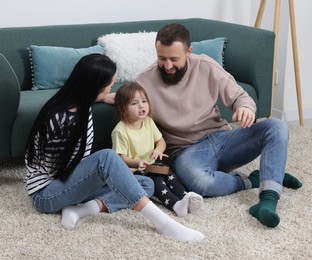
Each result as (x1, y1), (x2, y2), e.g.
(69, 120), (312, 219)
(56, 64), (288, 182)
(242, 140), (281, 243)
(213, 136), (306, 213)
(249, 190), (280, 228)
(248, 170), (260, 188)
(249, 170), (302, 189)
(283, 173), (302, 189)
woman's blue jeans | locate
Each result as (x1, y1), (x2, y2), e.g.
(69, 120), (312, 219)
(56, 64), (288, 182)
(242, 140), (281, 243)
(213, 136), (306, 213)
(169, 119), (288, 197)
(31, 149), (154, 213)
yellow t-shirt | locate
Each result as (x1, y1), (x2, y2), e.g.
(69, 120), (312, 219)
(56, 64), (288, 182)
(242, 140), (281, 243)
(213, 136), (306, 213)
(111, 116), (162, 163)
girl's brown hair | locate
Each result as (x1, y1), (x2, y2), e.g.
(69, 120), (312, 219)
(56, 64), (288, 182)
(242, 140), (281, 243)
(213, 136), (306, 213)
(115, 82), (151, 122)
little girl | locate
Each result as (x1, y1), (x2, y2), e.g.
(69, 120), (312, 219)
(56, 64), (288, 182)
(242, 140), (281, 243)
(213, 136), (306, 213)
(112, 82), (203, 217)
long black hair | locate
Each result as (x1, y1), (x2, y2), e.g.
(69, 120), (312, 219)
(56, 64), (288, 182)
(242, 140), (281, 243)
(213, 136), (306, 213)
(25, 53), (117, 180)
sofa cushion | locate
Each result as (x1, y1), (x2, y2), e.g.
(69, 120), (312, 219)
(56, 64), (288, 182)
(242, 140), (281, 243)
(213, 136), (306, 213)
(191, 37), (227, 67)
(29, 45), (104, 90)
(98, 32), (158, 82)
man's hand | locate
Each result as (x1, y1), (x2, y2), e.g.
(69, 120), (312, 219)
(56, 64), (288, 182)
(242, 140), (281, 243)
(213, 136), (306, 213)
(232, 107), (255, 128)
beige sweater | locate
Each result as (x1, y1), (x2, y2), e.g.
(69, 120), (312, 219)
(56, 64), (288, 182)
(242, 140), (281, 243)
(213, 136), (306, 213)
(137, 54), (256, 155)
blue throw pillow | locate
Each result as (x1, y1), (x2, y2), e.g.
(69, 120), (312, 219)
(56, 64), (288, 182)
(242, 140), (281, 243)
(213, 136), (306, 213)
(191, 37), (227, 67)
(29, 45), (104, 90)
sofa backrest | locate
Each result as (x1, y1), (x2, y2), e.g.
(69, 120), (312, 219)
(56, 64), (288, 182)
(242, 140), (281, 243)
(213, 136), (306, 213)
(0, 18), (274, 91)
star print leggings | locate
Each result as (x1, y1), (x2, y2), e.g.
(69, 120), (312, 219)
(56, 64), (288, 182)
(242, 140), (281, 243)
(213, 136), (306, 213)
(146, 171), (187, 210)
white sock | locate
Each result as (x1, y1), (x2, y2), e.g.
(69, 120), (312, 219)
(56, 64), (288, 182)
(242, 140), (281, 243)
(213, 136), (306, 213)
(140, 201), (205, 242)
(188, 192), (204, 215)
(61, 200), (100, 229)
(173, 193), (192, 217)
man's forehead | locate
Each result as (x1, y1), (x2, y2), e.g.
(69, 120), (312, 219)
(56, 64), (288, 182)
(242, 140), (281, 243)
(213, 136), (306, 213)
(156, 41), (186, 56)
(156, 41), (185, 48)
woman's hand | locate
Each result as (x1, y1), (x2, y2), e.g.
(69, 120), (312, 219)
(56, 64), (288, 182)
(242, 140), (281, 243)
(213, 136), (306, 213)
(102, 93), (116, 104)
(96, 92), (116, 104)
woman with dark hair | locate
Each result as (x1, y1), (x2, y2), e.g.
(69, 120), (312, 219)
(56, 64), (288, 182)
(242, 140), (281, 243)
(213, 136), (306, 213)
(25, 53), (205, 242)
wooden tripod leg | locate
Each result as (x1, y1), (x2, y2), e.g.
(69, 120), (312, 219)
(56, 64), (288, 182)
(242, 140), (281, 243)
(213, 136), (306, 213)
(289, 0), (304, 126)
(271, 0), (281, 119)
(255, 0), (266, 27)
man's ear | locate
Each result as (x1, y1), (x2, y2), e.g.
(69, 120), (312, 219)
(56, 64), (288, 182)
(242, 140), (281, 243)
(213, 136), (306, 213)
(187, 46), (192, 55)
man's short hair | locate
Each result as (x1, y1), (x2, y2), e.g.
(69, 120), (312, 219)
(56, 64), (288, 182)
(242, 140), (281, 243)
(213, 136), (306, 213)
(156, 23), (191, 50)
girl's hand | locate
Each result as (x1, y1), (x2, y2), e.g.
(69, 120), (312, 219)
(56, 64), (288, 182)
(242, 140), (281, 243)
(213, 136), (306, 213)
(138, 160), (149, 172)
(151, 150), (168, 160)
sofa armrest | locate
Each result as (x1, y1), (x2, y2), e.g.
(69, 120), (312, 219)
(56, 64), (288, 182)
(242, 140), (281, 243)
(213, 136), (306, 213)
(0, 53), (20, 158)
(225, 29), (275, 118)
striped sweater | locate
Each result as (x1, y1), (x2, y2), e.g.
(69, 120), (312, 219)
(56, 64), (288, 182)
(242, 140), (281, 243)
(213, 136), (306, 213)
(24, 110), (93, 195)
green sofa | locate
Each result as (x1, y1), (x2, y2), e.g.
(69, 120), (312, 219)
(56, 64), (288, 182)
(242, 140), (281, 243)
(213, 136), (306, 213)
(0, 18), (275, 160)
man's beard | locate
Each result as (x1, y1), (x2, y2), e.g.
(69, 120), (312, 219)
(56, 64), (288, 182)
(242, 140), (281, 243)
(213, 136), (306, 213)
(158, 64), (187, 85)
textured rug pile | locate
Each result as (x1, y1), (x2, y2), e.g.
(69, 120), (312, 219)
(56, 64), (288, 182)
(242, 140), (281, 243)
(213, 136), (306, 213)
(0, 122), (311, 259)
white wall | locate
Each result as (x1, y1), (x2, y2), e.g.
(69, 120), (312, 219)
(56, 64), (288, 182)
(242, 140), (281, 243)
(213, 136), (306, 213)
(1, 0), (311, 122)
(1, 0), (253, 26)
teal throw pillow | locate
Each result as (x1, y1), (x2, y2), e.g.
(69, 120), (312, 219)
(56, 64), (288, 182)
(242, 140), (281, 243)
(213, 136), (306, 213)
(29, 45), (104, 90)
(191, 37), (227, 67)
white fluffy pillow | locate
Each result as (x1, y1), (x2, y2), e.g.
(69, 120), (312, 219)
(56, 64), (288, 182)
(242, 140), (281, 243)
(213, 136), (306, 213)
(98, 32), (157, 82)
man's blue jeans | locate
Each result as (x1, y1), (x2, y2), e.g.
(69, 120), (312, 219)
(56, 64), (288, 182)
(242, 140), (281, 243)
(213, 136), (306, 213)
(31, 149), (154, 213)
(169, 119), (288, 197)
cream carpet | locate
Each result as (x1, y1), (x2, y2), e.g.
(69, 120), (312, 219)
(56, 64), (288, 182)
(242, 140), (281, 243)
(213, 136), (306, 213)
(0, 122), (311, 260)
